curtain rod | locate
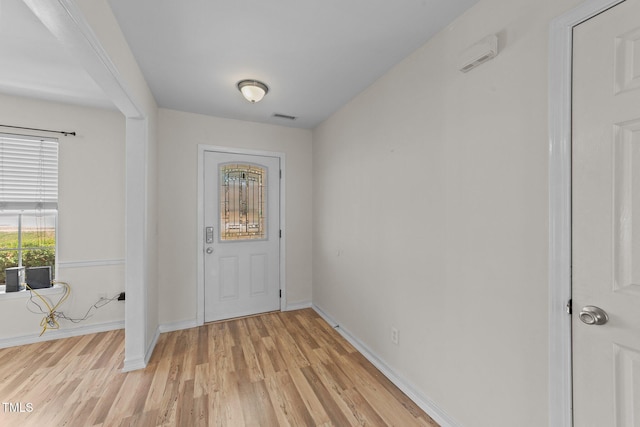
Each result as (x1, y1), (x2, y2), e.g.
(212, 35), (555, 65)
(0, 124), (76, 136)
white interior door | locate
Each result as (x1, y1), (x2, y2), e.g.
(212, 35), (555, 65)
(573, 0), (640, 425)
(203, 151), (280, 322)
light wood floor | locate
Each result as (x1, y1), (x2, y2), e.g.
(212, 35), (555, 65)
(0, 308), (438, 426)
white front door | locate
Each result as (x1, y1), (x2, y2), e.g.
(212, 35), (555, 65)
(203, 150), (280, 322)
(573, 0), (640, 424)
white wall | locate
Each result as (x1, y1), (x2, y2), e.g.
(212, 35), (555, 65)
(312, 0), (581, 426)
(0, 93), (125, 341)
(75, 0), (160, 366)
(158, 109), (313, 325)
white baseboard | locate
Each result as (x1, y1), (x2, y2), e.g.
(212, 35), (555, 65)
(284, 300), (312, 311)
(157, 304), (313, 334)
(145, 326), (160, 364)
(159, 319), (199, 334)
(122, 357), (147, 372)
(312, 304), (462, 427)
(121, 326), (161, 372)
(0, 320), (124, 349)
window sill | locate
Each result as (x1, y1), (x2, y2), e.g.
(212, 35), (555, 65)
(0, 284), (64, 300)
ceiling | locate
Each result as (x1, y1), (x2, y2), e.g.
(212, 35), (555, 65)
(0, 0), (113, 110)
(1, 0), (480, 129)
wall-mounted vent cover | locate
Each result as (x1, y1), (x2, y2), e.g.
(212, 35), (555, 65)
(458, 34), (498, 73)
(273, 113), (297, 120)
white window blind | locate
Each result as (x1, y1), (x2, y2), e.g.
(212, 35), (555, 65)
(0, 133), (58, 211)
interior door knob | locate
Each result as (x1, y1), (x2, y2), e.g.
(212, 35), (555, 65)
(579, 306), (609, 325)
(206, 247), (213, 254)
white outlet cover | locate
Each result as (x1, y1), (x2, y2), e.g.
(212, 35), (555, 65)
(391, 327), (399, 344)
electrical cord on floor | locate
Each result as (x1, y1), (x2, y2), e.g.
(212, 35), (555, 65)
(25, 281), (120, 336)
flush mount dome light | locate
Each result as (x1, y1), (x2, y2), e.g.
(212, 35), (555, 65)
(237, 79), (269, 103)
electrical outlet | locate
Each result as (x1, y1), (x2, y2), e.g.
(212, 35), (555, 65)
(391, 327), (399, 345)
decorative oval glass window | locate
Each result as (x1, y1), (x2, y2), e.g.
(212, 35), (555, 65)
(219, 163), (266, 241)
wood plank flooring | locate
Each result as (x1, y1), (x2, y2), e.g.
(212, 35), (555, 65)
(0, 308), (438, 426)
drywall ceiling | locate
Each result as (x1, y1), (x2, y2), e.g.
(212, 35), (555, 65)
(1, 0), (479, 129)
(0, 0), (113, 110)
(107, 0), (480, 129)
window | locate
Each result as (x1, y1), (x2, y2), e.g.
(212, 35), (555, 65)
(219, 163), (266, 240)
(0, 133), (58, 285)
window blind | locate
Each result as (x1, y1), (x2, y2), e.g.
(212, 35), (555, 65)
(0, 133), (58, 211)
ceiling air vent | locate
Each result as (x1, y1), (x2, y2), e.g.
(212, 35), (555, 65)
(273, 113), (297, 120)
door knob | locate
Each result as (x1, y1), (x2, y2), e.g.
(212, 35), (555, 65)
(579, 306), (609, 325)
(206, 247), (213, 254)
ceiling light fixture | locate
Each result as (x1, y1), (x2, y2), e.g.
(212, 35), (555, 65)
(237, 79), (269, 103)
